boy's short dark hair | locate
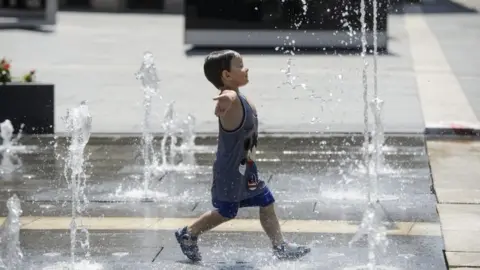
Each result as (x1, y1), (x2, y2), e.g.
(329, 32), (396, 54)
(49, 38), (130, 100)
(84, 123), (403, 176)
(203, 50), (239, 89)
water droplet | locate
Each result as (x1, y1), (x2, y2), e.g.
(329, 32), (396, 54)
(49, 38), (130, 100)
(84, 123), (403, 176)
(112, 252), (129, 257)
(338, 74), (343, 80)
(43, 252), (61, 257)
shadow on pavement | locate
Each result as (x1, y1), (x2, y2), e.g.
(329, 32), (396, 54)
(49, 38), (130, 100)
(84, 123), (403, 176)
(0, 24), (54, 33)
(59, 1), (183, 15)
(185, 46), (396, 57)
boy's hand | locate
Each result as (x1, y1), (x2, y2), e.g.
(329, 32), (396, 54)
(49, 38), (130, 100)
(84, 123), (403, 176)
(213, 90), (237, 117)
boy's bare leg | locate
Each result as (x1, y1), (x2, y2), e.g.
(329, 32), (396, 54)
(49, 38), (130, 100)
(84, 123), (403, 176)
(260, 203), (311, 259)
(259, 203), (285, 246)
(188, 210), (231, 236)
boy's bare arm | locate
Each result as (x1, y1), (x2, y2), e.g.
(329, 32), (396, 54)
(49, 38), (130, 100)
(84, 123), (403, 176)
(213, 90), (244, 131)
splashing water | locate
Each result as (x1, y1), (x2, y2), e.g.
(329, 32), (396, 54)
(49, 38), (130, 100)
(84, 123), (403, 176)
(180, 114), (196, 150)
(0, 120), (16, 150)
(360, 0), (370, 159)
(369, 99), (387, 173)
(279, 1), (308, 91)
(341, 5), (357, 46)
(349, 0), (391, 269)
(135, 52), (161, 198)
(373, 0), (379, 100)
(0, 120), (37, 179)
(156, 103), (200, 173)
(0, 120), (36, 152)
(0, 120), (26, 150)
(280, 58), (307, 90)
(300, 0), (307, 15)
(0, 150), (22, 179)
(63, 101), (92, 269)
(0, 194), (23, 270)
(178, 114), (197, 169)
(113, 102), (202, 201)
(160, 101), (177, 167)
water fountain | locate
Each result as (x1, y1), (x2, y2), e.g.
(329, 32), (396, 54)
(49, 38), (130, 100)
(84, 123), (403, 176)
(113, 53), (206, 202)
(159, 101), (178, 168)
(0, 120), (16, 151)
(135, 51), (161, 199)
(0, 194), (23, 270)
(347, 0), (392, 268)
(63, 101), (96, 269)
(157, 103), (199, 171)
(0, 148), (23, 179)
(177, 114), (197, 169)
(369, 99), (387, 173)
(0, 120), (36, 178)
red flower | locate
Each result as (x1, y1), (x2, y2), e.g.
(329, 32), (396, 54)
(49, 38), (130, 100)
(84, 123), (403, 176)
(2, 63), (10, 70)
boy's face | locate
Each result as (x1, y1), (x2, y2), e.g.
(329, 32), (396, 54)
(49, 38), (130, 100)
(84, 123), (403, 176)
(222, 56), (249, 89)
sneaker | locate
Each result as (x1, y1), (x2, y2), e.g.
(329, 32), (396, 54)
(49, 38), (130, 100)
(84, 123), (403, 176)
(273, 242), (311, 260)
(175, 226), (202, 262)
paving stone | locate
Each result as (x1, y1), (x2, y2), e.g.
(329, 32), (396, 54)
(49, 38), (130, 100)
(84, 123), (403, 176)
(446, 251), (480, 268)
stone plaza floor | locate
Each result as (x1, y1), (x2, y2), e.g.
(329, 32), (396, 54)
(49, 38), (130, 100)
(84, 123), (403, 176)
(1, 136), (445, 269)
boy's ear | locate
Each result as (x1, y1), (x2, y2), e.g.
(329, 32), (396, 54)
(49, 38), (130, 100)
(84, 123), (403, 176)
(221, 70), (230, 81)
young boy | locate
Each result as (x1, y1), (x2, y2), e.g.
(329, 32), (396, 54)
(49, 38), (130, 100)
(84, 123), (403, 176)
(175, 50), (311, 261)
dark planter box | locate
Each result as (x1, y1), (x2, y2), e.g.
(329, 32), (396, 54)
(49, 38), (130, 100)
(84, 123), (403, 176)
(0, 83), (54, 134)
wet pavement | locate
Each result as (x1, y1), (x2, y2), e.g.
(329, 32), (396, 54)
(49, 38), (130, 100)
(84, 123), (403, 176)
(0, 135), (446, 269)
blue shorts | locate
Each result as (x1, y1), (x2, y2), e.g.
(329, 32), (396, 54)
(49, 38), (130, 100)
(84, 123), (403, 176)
(212, 188), (275, 218)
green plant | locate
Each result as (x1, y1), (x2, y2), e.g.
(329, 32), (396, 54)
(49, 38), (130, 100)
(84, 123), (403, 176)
(0, 57), (36, 85)
(23, 70), (36, 83)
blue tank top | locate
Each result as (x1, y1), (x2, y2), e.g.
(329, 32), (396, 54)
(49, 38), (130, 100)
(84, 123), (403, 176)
(212, 94), (266, 202)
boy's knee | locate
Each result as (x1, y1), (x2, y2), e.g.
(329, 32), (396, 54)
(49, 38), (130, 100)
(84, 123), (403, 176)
(213, 200), (240, 219)
(216, 208), (238, 220)
(259, 202), (275, 212)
